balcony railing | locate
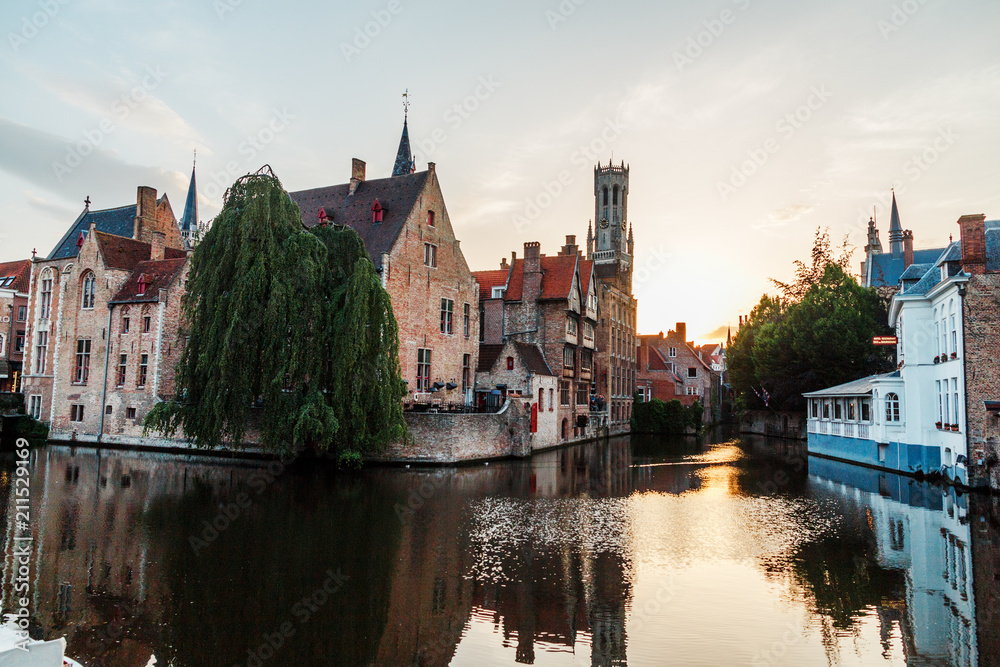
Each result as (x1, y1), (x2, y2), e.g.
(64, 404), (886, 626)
(808, 419), (871, 440)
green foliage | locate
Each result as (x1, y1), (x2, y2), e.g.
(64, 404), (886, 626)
(0, 392), (24, 415)
(14, 415), (49, 445)
(145, 169), (406, 454)
(729, 263), (894, 411)
(771, 227), (855, 301)
(337, 450), (364, 470)
(631, 398), (701, 434)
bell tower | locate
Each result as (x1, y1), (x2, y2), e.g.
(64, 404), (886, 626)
(593, 161), (629, 256)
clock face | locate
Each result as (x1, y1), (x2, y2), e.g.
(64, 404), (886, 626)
(599, 218), (609, 229)
(621, 220), (627, 230)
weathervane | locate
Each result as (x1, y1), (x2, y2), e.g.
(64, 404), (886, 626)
(402, 89), (410, 119)
(84, 195), (90, 208)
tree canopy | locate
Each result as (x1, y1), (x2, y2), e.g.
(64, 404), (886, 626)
(729, 230), (894, 411)
(145, 169), (406, 454)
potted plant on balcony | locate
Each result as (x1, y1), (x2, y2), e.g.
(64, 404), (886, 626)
(951, 352), (958, 360)
(933, 355), (940, 364)
(951, 424), (959, 432)
(935, 421), (943, 429)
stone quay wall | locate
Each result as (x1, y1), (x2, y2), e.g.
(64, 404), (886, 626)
(740, 410), (807, 441)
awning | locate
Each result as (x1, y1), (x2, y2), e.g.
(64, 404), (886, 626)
(0, 360), (9, 379)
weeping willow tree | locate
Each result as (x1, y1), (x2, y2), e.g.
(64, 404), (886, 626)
(145, 168), (406, 454)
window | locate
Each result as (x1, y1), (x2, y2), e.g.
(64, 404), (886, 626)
(861, 399), (870, 422)
(576, 382), (588, 406)
(687, 367), (697, 378)
(548, 388), (554, 411)
(424, 243), (437, 268)
(823, 401), (830, 419)
(13, 330), (24, 353)
(479, 305), (485, 342)
(137, 354), (148, 388)
(463, 303), (470, 337)
(562, 346), (575, 371)
(121, 307), (130, 333)
(602, 187), (608, 206)
(612, 185), (619, 206)
(126, 407), (137, 420)
(566, 317), (578, 337)
(105, 404), (112, 415)
(686, 387), (699, 396)
(580, 349), (592, 373)
(811, 401), (818, 418)
(583, 321), (595, 344)
(70, 405), (84, 422)
(34, 331), (48, 373)
(0, 335), (4, 356)
(462, 354), (471, 392)
(371, 199), (383, 223)
(847, 400), (856, 421)
(934, 310), (940, 357)
(937, 381), (943, 424)
(885, 393), (900, 422)
(117, 354), (127, 386)
(491, 286), (505, 299)
(506, 356), (514, 371)
(416, 348), (431, 391)
(949, 301), (957, 357)
(17, 305), (26, 321)
(80, 272), (96, 309)
(834, 400), (842, 420)
(136, 274), (147, 297)
(142, 306), (152, 333)
(560, 381), (570, 406)
(668, 347), (677, 357)
(944, 387), (950, 425)
(440, 298), (454, 334)
(28, 395), (41, 420)
(426, 210), (435, 227)
(538, 388), (544, 411)
(74, 339), (91, 384)
(39, 275), (53, 319)
(952, 378), (959, 427)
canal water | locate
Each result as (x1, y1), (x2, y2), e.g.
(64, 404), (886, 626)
(0, 430), (997, 666)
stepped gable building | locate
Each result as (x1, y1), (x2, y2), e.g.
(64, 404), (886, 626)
(20, 185), (191, 442)
(637, 323), (718, 423)
(862, 191), (947, 296)
(0, 259), (31, 392)
(473, 238), (598, 441)
(288, 118), (479, 406)
(586, 161), (638, 427)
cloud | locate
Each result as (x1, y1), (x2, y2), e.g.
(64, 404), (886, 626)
(698, 325), (731, 344)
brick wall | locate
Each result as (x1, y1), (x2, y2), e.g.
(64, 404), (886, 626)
(740, 410), (807, 440)
(963, 273), (1000, 489)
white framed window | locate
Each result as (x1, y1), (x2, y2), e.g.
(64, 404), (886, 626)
(440, 299), (454, 334)
(34, 331), (48, 374)
(949, 300), (957, 357)
(416, 348), (431, 391)
(80, 272), (96, 309)
(668, 347), (677, 357)
(70, 404), (84, 422)
(937, 381), (943, 424)
(424, 243), (437, 268)
(39, 273), (53, 319)
(491, 286), (505, 299)
(74, 339), (91, 384)
(952, 378), (959, 427)
(885, 393), (900, 422)
(28, 395), (41, 420)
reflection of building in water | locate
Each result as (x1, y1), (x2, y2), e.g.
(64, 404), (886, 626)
(970, 494), (1000, 665)
(808, 458), (978, 667)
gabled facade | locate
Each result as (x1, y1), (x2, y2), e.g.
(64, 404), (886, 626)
(808, 213), (1000, 489)
(20, 186), (189, 441)
(288, 139), (479, 407)
(636, 323), (718, 423)
(0, 259), (31, 392)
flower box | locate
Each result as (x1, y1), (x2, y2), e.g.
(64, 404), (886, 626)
(951, 424), (959, 432)
(936, 421), (943, 429)
(951, 352), (958, 360)
(933, 356), (941, 364)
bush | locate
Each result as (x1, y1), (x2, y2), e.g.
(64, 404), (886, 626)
(337, 450), (364, 470)
(15, 415), (49, 445)
(631, 398), (700, 435)
(0, 393), (24, 415)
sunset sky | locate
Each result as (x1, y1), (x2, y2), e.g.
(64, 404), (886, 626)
(1, 0), (998, 342)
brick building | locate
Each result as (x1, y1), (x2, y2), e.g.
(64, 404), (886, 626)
(473, 238), (597, 441)
(0, 259), (31, 392)
(637, 324), (718, 423)
(289, 118), (479, 407)
(20, 184), (191, 441)
(585, 161), (637, 428)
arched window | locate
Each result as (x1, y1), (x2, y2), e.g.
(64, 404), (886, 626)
(39, 268), (54, 319)
(0, 334), (5, 356)
(141, 305), (152, 333)
(885, 393), (900, 422)
(372, 199), (383, 223)
(934, 308), (940, 357)
(613, 185), (619, 205)
(121, 306), (131, 334)
(949, 300), (957, 357)
(80, 272), (96, 309)
(602, 187), (608, 206)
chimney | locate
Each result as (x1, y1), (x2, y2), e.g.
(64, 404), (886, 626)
(902, 230), (914, 268)
(500, 257), (508, 270)
(560, 235), (578, 256)
(135, 186), (157, 241)
(523, 241), (542, 303)
(675, 322), (686, 343)
(349, 158), (366, 195)
(957, 214), (987, 275)
(428, 162), (436, 174)
(150, 231), (166, 261)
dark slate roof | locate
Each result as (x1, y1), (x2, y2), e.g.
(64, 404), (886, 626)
(513, 341), (555, 376)
(899, 263), (931, 281)
(505, 255), (578, 302)
(95, 231), (151, 271)
(472, 269), (510, 301)
(0, 259), (31, 293)
(936, 242), (962, 266)
(477, 344), (504, 373)
(986, 220), (1000, 272)
(164, 247), (187, 260)
(180, 166), (198, 232)
(392, 118), (415, 177)
(804, 371), (900, 397)
(49, 205), (136, 260)
(867, 248), (946, 287)
(111, 258), (186, 304)
(288, 171), (429, 270)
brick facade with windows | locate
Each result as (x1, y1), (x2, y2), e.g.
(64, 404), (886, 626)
(637, 324), (717, 423)
(0, 259), (31, 392)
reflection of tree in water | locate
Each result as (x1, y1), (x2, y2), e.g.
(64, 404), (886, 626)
(142, 466), (404, 667)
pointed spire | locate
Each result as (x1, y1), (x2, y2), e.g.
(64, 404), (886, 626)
(726, 326), (732, 347)
(392, 91), (415, 177)
(889, 189), (902, 233)
(888, 188), (904, 257)
(181, 150), (198, 233)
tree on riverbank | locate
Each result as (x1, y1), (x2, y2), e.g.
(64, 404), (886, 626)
(631, 398), (703, 434)
(729, 229), (894, 411)
(145, 168), (406, 455)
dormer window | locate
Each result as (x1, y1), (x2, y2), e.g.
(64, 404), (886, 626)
(427, 210), (435, 227)
(372, 200), (383, 223)
(136, 274), (148, 296)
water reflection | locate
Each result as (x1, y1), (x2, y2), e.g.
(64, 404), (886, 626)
(0, 434), (995, 666)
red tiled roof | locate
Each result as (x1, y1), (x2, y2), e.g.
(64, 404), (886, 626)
(111, 258), (187, 303)
(472, 269), (509, 301)
(513, 341), (554, 376)
(0, 259), (31, 294)
(505, 254), (578, 302)
(579, 259), (594, 298)
(95, 231), (151, 271)
(164, 246), (188, 260)
(477, 344), (504, 373)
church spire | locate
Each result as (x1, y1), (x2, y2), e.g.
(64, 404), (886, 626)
(888, 188), (904, 257)
(180, 150), (198, 245)
(392, 90), (415, 177)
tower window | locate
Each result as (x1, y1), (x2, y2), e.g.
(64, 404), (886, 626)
(613, 185), (619, 205)
(602, 187), (608, 206)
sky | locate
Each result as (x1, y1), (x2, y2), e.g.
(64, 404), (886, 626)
(1, 0), (998, 343)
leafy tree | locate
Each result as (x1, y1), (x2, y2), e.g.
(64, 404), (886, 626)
(728, 294), (785, 410)
(771, 227), (854, 301)
(146, 169), (406, 454)
(631, 398), (701, 434)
